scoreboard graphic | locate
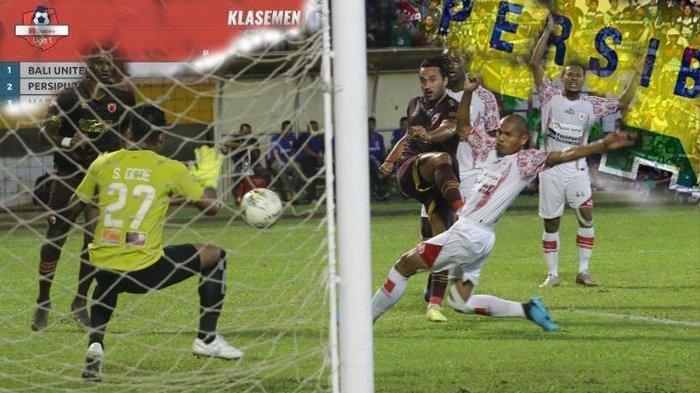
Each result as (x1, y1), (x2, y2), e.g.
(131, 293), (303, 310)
(1, 62), (85, 106)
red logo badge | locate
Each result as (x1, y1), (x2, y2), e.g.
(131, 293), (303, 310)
(107, 103), (117, 113)
(15, 6), (69, 51)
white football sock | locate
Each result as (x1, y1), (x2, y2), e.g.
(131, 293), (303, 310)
(465, 295), (526, 317)
(371, 268), (408, 322)
(577, 227), (595, 273)
(542, 231), (559, 276)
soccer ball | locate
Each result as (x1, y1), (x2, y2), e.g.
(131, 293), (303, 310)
(32, 7), (51, 26)
(241, 188), (283, 229)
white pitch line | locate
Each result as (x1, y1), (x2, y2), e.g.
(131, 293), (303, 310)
(567, 309), (700, 328)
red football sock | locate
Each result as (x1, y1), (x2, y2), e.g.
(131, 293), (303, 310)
(428, 270), (448, 307)
(434, 163), (462, 212)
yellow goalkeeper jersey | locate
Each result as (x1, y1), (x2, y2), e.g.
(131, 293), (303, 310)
(75, 149), (204, 272)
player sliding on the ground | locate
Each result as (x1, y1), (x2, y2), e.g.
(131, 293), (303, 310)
(379, 56), (464, 323)
(529, 13), (642, 288)
(371, 77), (637, 328)
(32, 47), (135, 331)
(61, 106), (241, 382)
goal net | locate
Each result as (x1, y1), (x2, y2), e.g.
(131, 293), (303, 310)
(0, 1), (337, 391)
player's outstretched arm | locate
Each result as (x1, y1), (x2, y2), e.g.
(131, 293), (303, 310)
(529, 13), (556, 87)
(546, 131), (636, 167)
(456, 79), (475, 139)
(618, 63), (644, 110)
(456, 76), (488, 149)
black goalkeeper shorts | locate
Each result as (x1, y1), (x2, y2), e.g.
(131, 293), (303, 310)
(94, 244), (201, 294)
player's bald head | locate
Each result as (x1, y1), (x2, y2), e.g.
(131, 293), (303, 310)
(500, 114), (529, 137)
(495, 114), (531, 156)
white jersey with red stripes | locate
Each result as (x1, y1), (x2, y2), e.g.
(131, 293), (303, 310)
(448, 85), (500, 174)
(537, 77), (619, 176)
(458, 126), (549, 227)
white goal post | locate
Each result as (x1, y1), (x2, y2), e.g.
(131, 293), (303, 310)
(329, 1), (375, 392)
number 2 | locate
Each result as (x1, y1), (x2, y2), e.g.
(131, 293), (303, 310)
(104, 182), (155, 230)
(6, 83), (12, 91)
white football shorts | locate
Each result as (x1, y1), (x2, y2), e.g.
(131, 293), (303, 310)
(416, 218), (495, 287)
(538, 169), (592, 219)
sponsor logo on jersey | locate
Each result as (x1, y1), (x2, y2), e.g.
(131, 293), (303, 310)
(15, 5), (69, 51)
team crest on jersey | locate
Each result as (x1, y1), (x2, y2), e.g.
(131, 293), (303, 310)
(431, 113), (440, 125)
(107, 103), (117, 113)
(14, 5), (69, 51)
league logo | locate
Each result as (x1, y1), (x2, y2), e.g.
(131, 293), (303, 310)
(15, 5), (69, 51)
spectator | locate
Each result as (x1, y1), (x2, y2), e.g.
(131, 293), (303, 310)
(267, 120), (300, 202)
(224, 123), (270, 204)
(366, 1), (392, 47)
(391, 116), (408, 148)
(390, 9), (415, 47)
(296, 120), (325, 203)
(676, 3), (698, 36)
(368, 117), (388, 201)
(224, 123), (261, 175)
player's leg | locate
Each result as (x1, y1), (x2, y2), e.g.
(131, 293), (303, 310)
(416, 152), (464, 212)
(82, 268), (120, 381)
(567, 173), (598, 286)
(428, 170), (475, 308)
(32, 175), (75, 331)
(420, 206), (433, 303)
(447, 265), (524, 318)
(446, 262), (558, 332)
(193, 244), (231, 348)
(371, 248), (430, 323)
(115, 243), (240, 359)
(137, 243), (240, 358)
(373, 224), (463, 323)
(71, 204), (98, 328)
(538, 171), (565, 288)
(425, 203), (454, 322)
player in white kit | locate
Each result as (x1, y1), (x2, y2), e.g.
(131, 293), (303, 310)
(371, 78), (637, 329)
(529, 14), (642, 287)
(419, 50), (501, 322)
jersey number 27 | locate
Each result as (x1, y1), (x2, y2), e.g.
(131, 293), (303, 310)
(104, 182), (155, 230)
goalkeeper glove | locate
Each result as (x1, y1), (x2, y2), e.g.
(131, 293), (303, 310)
(189, 145), (224, 189)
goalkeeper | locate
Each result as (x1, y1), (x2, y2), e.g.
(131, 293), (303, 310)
(62, 105), (241, 382)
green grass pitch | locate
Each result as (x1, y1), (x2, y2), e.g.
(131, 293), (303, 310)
(0, 197), (697, 392)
